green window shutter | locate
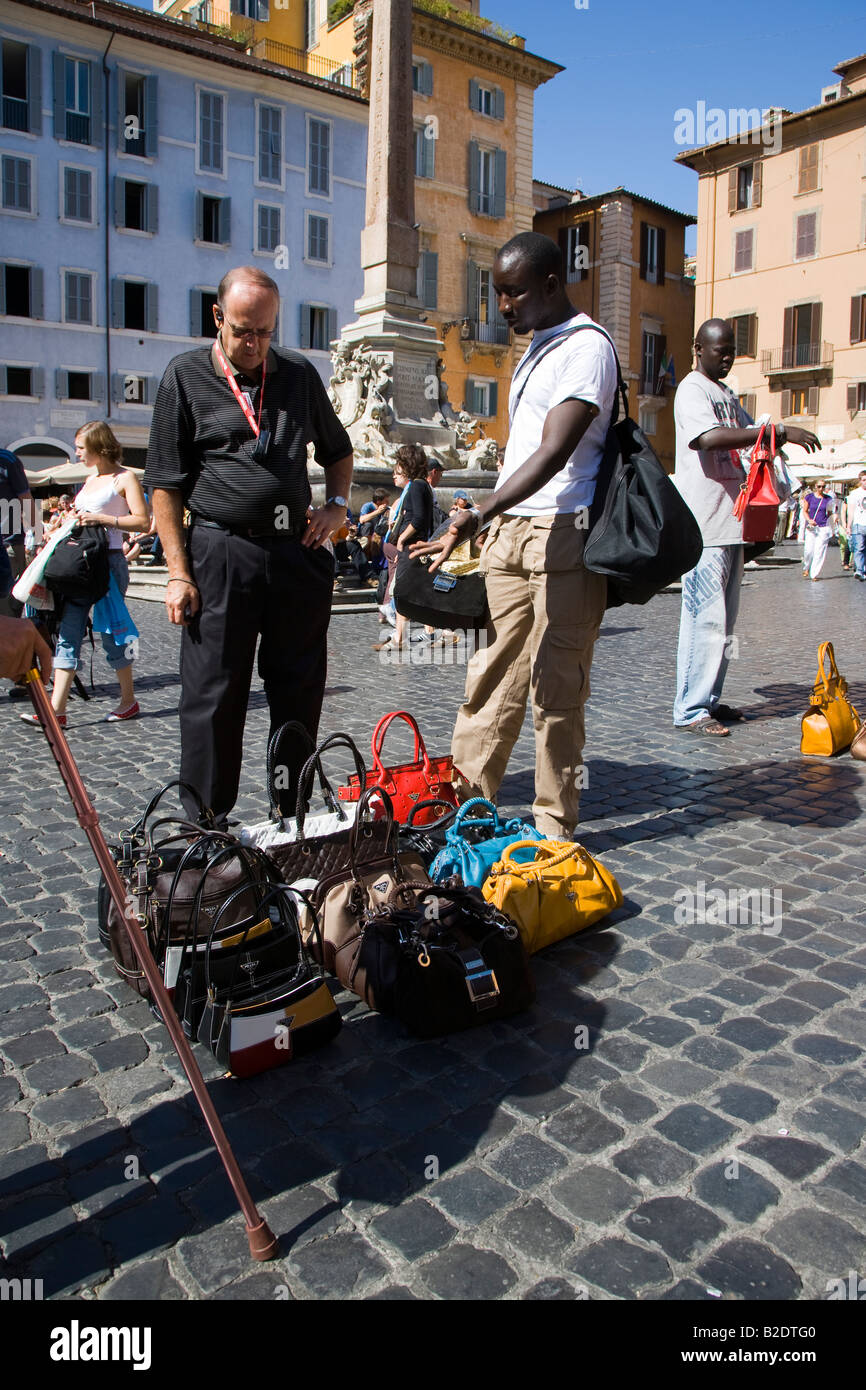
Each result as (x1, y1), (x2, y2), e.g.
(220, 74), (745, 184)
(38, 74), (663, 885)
(463, 377), (475, 412)
(146, 183), (158, 234)
(423, 250), (438, 309)
(420, 61), (433, 97)
(299, 303), (311, 350)
(493, 86), (505, 120)
(144, 375), (156, 405)
(144, 76), (158, 157)
(26, 45), (42, 136)
(492, 148), (506, 219)
(468, 141), (480, 214)
(466, 259), (479, 320)
(327, 308), (337, 346)
(32, 365), (44, 396)
(219, 197), (231, 245)
(0, 366), (6, 394)
(90, 61), (103, 148)
(114, 176), (125, 228)
(145, 283), (158, 333)
(30, 266), (43, 318)
(195, 191), (204, 241)
(656, 227), (666, 283)
(92, 371), (105, 402)
(111, 371), (124, 403)
(639, 222), (648, 279)
(469, 77), (480, 111)
(55, 368), (68, 397)
(111, 278), (124, 328)
(52, 52), (65, 139)
(423, 128), (435, 179)
(189, 289), (202, 337)
(488, 381), (498, 417)
(116, 72), (126, 153)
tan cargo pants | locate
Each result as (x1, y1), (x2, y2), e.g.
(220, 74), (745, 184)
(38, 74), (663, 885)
(451, 512), (606, 839)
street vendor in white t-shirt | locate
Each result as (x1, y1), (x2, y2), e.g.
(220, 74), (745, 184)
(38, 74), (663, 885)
(411, 231), (617, 838)
(672, 318), (820, 736)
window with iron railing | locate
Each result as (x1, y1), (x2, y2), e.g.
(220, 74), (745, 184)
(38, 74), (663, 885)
(1, 40), (39, 135)
(64, 58), (91, 144)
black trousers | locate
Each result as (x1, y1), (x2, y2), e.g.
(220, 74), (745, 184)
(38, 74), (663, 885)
(179, 524), (334, 823)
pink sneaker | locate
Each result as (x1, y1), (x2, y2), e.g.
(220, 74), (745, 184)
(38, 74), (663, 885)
(105, 701), (140, 722)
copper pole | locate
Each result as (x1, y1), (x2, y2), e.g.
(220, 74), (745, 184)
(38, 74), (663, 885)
(23, 670), (279, 1262)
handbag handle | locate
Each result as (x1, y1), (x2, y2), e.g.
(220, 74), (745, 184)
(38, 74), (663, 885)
(449, 796), (503, 837)
(404, 797), (458, 833)
(489, 839), (581, 878)
(294, 732), (368, 838)
(370, 710), (432, 779)
(266, 721), (316, 824)
(127, 780), (215, 838)
(348, 784), (396, 881)
(816, 640), (841, 692)
(203, 880), (308, 1001)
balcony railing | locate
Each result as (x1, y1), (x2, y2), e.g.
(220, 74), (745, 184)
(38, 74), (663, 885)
(2, 96), (28, 132)
(252, 39), (357, 87)
(65, 112), (91, 144)
(464, 319), (510, 346)
(760, 342), (834, 373)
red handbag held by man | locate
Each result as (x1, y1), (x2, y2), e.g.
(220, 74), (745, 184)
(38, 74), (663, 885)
(338, 710), (462, 826)
(733, 421), (780, 544)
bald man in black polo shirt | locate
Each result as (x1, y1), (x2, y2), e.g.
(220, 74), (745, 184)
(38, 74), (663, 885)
(145, 266), (353, 825)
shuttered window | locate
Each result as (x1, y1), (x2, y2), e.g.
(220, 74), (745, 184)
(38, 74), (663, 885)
(733, 228), (754, 273)
(308, 118), (330, 196)
(199, 91), (224, 173)
(1, 155), (30, 211)
(798, 143), (820, 194)
(1, 40), (42, 135)
(257, 204), (281, 254)
(728, 313), (757, 357)
(795, 211), (817, 260)
(64, 271), (93, 324)
(258, 105), (281, 184)
(851, 295), (866, 344)
(419, 250), (438, 309)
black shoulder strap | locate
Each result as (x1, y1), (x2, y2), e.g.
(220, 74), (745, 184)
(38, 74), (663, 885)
(509, 322), (628, 427)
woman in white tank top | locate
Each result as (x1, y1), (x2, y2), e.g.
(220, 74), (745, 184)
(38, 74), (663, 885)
(21, 421), (149, 729)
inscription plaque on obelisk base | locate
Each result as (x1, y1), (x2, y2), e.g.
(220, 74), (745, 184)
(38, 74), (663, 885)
(337, 0), (451, 446)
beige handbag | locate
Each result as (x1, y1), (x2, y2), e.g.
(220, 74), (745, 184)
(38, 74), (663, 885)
(851, 722), (866, 762)
(800, 642), (860, 757)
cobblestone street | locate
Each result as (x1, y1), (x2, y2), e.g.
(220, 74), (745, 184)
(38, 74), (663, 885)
(1, 543), (865, 1303)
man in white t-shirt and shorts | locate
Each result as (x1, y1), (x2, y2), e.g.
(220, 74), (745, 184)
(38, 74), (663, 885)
(673, 318), (820, 735)
(843, 469), (866, 581)
(412, 232), (617, 838)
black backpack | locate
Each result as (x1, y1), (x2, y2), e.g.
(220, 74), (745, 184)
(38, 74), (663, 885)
(44, 524), (111, 606)
(511, 322), (703, 608)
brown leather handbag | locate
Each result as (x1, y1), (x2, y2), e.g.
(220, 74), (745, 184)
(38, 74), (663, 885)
(851, 722), (866, 762)
(294, 786), (428, 983)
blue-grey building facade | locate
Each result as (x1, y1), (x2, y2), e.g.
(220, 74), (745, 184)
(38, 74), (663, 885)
(0, 0), (367, 468)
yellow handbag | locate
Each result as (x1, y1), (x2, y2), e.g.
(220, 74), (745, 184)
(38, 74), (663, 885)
(800, 642), (860, 757)
(482, 839), (623, 955)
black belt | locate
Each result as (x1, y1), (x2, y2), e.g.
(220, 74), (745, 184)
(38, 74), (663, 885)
(191, 514), (307, 541)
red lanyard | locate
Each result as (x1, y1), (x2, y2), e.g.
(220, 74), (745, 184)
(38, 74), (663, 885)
(214, 337), (266, 439)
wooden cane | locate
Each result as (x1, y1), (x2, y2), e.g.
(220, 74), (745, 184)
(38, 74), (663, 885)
(23, 669), (279, 1262)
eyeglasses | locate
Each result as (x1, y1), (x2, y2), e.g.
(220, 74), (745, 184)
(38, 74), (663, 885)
(223, 320), (276, 341)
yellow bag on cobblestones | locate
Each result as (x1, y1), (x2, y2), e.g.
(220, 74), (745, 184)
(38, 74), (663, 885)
(482, 839), (623, 954)
(801, 641), (860, 757)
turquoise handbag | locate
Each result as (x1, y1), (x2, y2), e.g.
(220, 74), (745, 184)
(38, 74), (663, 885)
(429, 798), (541, 888)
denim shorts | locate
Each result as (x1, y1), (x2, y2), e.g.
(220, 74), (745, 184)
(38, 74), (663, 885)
(54, 550), (132, 672)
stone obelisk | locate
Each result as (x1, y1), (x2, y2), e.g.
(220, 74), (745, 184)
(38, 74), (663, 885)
(338, 0), (449, 445)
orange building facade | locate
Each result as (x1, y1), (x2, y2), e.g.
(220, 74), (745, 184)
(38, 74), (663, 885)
(534, 185), (696, 470)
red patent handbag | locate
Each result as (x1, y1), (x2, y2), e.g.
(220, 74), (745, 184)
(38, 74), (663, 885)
(337, 710), (462, 825)
(733, 421), (780, 543)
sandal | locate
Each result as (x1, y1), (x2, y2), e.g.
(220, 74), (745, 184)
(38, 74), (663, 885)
(678, 716), (730, 737)
(372, 636), (404, 652)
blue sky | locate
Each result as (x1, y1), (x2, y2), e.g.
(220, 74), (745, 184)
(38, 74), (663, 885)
(497, 0), (866, 248)
(128, 0), (866, 249)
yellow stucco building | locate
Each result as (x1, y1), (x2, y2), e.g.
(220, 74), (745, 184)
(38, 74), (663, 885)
(156, 0), (561, 448)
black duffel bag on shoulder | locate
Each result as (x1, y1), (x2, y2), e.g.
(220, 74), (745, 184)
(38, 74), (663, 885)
(509, 322), (703, 609)
(44, 523), (111, 606)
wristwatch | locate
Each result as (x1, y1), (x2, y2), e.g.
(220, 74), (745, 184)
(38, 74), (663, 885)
(326, 495), (348, 509)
